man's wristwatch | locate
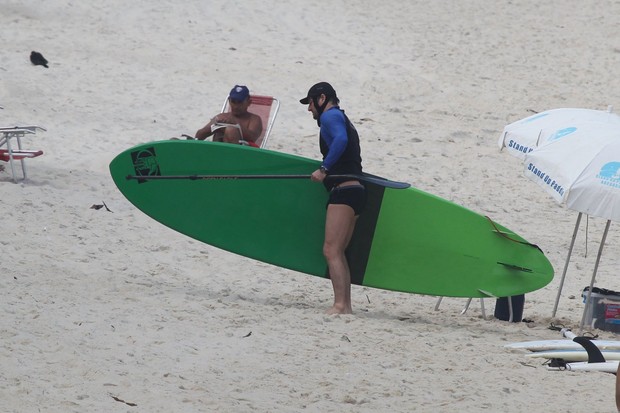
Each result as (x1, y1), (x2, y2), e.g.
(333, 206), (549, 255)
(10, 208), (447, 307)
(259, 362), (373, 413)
(319, 166), (328, 174)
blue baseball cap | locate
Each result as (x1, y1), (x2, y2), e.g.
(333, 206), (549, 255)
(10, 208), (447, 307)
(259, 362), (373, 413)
(229, 85), (250, 101)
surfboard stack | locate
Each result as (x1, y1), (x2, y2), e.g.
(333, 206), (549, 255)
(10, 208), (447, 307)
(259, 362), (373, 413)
(505, 330), (620, 373)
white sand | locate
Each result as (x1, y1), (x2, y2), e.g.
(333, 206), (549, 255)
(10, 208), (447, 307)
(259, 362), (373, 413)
(2, 1), (620, 411)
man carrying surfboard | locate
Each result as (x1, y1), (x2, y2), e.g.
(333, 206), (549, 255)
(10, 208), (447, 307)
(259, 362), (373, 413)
(195, 85), (263, 145)
(300, 82), (366, 315)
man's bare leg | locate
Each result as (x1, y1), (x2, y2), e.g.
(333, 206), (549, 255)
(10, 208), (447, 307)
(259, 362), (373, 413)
(222, 126), (242, 144)
(323, 203), (358, 315)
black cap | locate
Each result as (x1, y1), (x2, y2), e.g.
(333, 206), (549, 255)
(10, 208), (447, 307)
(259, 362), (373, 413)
(300, 82), (337, 104)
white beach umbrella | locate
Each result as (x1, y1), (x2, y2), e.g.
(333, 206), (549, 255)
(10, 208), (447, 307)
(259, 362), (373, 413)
(499, 108), (620, 328)
(523, 124), (620, 214)
(499, 107), (620, 159)
(524, 127), (620, 327)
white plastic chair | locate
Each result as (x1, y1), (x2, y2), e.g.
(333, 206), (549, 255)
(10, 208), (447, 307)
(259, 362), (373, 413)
(0, 125), (45, 182)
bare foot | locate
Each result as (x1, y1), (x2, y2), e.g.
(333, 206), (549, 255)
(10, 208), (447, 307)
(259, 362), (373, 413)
(326, 305), (353, 315)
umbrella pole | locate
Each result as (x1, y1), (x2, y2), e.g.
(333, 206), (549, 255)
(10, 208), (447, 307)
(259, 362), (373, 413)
(579, 219), (612, 331)
(551, 212), (583, 318)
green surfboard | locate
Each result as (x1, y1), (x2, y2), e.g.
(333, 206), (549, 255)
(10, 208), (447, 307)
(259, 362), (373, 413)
(109, 141), (553, 298)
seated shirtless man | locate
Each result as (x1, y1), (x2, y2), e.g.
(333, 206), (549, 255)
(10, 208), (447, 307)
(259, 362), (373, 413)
(195, 85), (263, 145)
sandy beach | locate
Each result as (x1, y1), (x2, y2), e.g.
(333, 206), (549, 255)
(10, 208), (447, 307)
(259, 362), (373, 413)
(3, 0), (620, 411)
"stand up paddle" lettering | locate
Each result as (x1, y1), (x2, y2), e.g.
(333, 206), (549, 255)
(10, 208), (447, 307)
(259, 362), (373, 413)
(527, 163), (565, 197)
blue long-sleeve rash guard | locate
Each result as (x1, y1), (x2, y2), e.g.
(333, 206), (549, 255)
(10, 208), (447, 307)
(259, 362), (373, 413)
(319, 107), (348, 170)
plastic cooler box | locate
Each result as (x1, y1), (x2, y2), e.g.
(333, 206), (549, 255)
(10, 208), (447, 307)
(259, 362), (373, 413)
(581, 287), (620, 333)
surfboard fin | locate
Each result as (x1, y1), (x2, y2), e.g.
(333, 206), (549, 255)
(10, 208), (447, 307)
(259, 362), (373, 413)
(497, 262), (533, 273)
(478, 289), (497, 298)
(573, 336), (606, 363)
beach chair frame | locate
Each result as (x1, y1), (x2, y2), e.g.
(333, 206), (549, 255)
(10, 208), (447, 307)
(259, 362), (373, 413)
(220, 95), (280, 149)
(0, 126), (45, 182)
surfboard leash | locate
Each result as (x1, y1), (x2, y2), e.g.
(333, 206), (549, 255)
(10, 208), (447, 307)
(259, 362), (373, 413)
(484, 215), (543, 254)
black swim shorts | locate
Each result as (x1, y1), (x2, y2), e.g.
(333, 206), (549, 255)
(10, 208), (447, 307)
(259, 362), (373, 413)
(327, 184), (367, 216)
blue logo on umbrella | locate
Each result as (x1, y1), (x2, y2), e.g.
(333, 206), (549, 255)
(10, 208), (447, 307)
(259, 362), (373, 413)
(548, 127), (577, 142)
(597, 162), (620, 188)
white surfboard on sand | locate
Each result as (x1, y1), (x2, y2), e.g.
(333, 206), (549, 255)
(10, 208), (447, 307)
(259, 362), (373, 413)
(510, 329), (620, 373)
(505, 339), (620, 352)
(547, 360), (619, 373)
(526, 349), (620, 362)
